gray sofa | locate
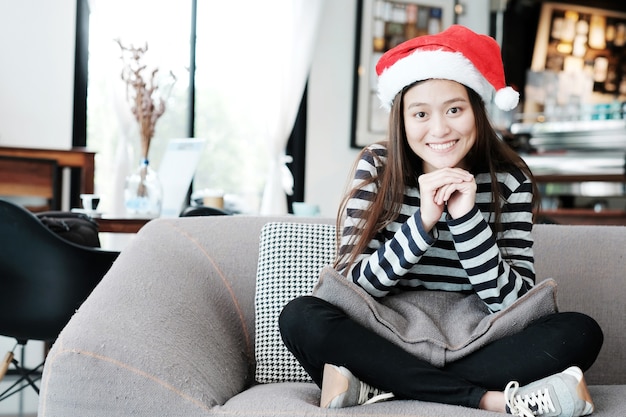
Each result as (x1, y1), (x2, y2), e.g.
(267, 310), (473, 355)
(38, 216), (625, 416)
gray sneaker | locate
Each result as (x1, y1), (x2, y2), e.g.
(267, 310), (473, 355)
(505, 366), (594, 417)
(320, 364), (394, 408)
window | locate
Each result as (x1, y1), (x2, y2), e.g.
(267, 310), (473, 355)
(87, 0), (283, 215)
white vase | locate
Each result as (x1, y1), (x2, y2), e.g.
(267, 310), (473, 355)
(124, 160), (163, 218)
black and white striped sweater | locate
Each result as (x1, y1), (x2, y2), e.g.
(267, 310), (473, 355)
(338, 143), (535, 313)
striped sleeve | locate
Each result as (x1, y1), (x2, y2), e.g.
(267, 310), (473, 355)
(351, 212), (436, 297)
(447, 173), (535, 312)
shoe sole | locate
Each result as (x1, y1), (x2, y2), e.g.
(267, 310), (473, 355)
(320, 364), (349, 408)
(563, 366), (594, 416)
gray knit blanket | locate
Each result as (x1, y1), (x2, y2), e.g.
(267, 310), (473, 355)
(312, 266), (558, 367)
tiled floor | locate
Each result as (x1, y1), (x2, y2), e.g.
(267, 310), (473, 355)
(0, 337), (42, 417)
(0, 378), (39, 416)
(0, 414), (37, 417)
(0, 383), (38, 417)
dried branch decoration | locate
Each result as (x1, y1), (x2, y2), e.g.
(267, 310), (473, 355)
(116, 39), (175, 162)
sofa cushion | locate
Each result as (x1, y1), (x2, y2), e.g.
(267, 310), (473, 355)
(220, 383), (626, 417)
(254, 222), (336, 383)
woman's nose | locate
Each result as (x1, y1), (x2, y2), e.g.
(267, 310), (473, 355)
(429, 114), (450, 137)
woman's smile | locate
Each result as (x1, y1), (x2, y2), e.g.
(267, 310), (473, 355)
(427, 139), (459, 151)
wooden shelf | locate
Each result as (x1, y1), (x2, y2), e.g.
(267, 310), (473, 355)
(535, 173), (625, 183)
(538, 209), (626, 226)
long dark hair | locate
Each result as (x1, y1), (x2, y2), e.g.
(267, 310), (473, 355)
(335, 82), (539, 271)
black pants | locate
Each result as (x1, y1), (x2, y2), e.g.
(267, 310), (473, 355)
(279, 295), (603, 409)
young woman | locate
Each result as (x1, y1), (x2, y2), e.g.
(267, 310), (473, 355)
(279, 25), (603, 417)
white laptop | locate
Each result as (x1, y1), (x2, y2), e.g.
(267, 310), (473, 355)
(158, 138), (206, 218)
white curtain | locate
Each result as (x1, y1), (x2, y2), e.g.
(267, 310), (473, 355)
(258, 0), (325, 215)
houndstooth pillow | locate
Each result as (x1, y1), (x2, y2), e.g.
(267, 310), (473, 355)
(254, 221), (336, 383)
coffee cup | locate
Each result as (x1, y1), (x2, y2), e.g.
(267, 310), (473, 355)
(80, 194), (101, 211)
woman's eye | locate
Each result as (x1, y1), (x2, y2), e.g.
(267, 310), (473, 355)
(415, 111), (426, 118)
(447, 107), (460, 114)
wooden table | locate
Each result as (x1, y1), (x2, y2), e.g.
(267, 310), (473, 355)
(96, 217), (152, 233)
(0, 146), (96, 194)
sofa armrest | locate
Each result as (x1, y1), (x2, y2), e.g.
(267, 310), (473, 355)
(39, 217), (266, 417)
(533, 224), (626, 385)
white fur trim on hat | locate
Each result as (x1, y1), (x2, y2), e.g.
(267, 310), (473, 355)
(377, 49), (494, 112)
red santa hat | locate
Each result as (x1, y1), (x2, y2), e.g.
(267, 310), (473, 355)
(375, 24), (519, 112)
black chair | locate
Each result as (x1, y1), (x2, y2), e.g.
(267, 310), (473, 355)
(0, 198), (120, 401)
(179, 205), (230, 217)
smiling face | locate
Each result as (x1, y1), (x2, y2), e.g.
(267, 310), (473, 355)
(403, 79), (477, 173)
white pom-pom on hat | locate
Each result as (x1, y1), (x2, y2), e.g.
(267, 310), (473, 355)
(494, 86), (520, 111)
(376, 25), (519, 112)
